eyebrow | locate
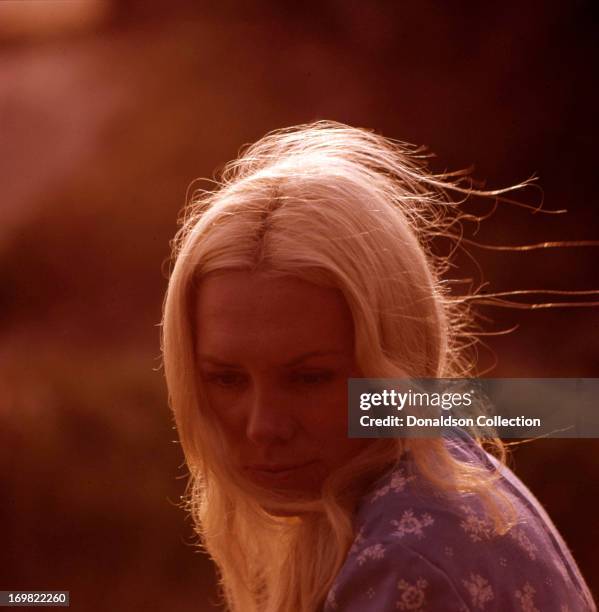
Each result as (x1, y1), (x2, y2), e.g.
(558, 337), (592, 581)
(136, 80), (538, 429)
(196, 350), (347, 368)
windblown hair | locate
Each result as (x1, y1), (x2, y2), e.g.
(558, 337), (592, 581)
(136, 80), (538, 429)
(161, 121), (526, 612)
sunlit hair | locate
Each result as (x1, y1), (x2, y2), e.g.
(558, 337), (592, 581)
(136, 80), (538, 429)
(161, 121), (532, 612)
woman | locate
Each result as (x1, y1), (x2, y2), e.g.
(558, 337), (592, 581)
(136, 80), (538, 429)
(161, 121), (596, 611)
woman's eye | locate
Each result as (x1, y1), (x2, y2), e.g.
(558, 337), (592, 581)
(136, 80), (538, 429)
(293, 371), (334, 385)
(204, 372), (245, 388)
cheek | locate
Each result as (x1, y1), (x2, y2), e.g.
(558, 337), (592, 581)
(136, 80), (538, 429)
(303, 401), (345, 434)
(317, 435), (373, 474)
(299, 386), (373, 467)
(299, 388), (352, 448)
(202, 392), (247, 440)
(214, 412), (244, 441)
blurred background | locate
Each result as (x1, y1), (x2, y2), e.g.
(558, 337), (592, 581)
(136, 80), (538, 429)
(0, 1), (597, 610)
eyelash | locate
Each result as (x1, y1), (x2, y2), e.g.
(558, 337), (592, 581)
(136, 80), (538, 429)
(203, 372), (246, 388)
(291, 371), (334, 385)
(202, 371), (334, 388)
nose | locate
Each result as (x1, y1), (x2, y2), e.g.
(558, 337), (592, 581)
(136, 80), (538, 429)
(245, 384), (297, 447)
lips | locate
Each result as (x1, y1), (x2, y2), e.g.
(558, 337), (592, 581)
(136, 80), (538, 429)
(243, 460), (320, 487)
(246, 460), (317, 474)
(242, 460), (321, 491)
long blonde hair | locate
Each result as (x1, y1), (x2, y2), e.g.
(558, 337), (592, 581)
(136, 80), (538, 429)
(161, 121), (524, 612)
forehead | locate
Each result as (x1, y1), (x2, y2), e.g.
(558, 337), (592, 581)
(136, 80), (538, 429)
(193, 270), (355, 359)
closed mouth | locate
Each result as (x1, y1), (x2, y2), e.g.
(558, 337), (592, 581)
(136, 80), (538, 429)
(245, 460), (317, 474)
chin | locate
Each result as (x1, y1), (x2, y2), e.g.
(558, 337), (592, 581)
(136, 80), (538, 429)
(250, 481), (324, 516)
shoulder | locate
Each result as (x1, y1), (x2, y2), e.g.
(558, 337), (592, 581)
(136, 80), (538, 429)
(325, 532), (469, 611)
(324, 436), (596, 611)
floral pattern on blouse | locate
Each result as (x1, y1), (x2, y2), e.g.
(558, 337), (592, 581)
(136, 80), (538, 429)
(323, 429), (596, 612)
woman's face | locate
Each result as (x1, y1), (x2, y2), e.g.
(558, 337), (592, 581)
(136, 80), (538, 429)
(194, 270), (373, 496)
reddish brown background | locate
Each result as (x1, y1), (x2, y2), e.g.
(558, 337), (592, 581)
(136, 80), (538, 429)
(1, 1), (597, 610)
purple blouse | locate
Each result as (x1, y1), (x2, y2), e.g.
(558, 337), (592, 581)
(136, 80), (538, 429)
(323, 431), (596, 611)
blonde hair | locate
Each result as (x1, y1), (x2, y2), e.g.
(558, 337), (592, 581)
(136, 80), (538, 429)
(161, 121), (523, 612)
